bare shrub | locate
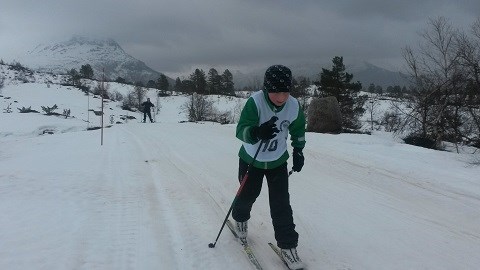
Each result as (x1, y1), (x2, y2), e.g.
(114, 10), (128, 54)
(181, 93), (214, 122)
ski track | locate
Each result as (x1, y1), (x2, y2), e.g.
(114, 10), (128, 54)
(73, 127), (144, 270)
(125, 123), (293, 270)
(121, 124), (251, 270)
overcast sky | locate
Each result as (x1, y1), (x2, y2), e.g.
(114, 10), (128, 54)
(1, 0), (479, 77)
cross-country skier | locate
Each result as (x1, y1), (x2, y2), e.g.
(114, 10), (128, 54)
(141, 98), (155, 123)
(233, 65), (306, 269)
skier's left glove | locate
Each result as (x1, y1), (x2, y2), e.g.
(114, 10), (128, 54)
(292, 148), (304, 172)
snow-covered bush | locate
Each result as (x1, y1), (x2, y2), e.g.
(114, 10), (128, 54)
(63, 109), (71, 118)
(41, 104), (59, 115)
(18, 106), (39, 113)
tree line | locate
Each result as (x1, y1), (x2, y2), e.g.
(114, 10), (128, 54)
(66, 64), (237, 97)
(4, 16), (480, 149)
(171, 68), (235, 96)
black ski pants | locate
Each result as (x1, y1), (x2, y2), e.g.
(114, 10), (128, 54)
(143, 110), (153, 122)
(232, 158), (299, 249)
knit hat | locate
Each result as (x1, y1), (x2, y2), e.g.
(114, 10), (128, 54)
(264, 65), (292, 92)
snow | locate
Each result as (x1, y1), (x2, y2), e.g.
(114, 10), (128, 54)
(1, 74), (480, 269)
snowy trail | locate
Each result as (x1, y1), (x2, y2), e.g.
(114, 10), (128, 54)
(1, 122), (480, 270)
(3, 79), (480, 269)
(72, 128), (149, 270)
(121, 123), (283, 270)
(117, 124), (480, 270)
(93, 124), (253, 270)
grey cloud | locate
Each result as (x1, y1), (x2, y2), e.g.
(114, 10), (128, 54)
(1, 0), (479, 76)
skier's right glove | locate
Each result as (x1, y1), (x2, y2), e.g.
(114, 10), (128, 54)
(292, 148), (304, 172)
(251, 117), (279, 141)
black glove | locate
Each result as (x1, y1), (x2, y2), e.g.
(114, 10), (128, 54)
(292, 148), (304, 172)
(251, 117), (279, 140)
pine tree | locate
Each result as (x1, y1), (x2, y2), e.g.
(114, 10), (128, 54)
(79, 64), (94, 79)
(291, 76), (310, 98)
(318, 56), (366, 130)
(147, 80), (156, 88)
(190, 69), (207, 94)
(221, 69), (234, 95)
(174, 77), (183, 92)
(207, 68), (222, 94)
(156, 74), (170, 91)
(115, 77), (127, 84)
(182, 79), (195, 94)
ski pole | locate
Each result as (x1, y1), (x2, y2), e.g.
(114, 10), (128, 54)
(208, 139), (263, 248)
(209, 116), (277, 248)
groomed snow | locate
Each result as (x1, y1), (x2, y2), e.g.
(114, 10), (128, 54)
(1, 79), (480, 270)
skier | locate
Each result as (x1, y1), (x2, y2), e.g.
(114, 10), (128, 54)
(141, 98), (155, 123)
(232, 65), (306, 269)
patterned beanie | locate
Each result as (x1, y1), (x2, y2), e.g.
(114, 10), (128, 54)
(264, 65), (292, 92)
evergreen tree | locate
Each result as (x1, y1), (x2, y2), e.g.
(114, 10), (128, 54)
(207, 68), (222, 94)
(291, 76), (310, 98)
(190, 69), (207, 94)
(174, 77), (183, 92)
(182, 79), (195, 94)
(115, 77), (127, 84)
(147, 80), (156, 88)
(318, 56), (366, 130)
(367, 83), (376, 93)
(221, 69), (234, 95)
(79, 64), (94, 79)
(156, 74), (170, 91)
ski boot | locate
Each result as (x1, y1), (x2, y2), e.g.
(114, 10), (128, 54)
(235, 221), (248, 243)
(281, 247), (305, 270)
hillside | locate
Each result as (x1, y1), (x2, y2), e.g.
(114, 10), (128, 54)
(1, 65), (480, 270)
(0, 63), (242, 136)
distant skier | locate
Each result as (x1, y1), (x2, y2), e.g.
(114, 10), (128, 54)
(232, 65), (306, 270)
(141, 98), (155, 123)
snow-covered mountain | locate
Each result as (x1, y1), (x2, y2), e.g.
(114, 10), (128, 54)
(20, 36), (167, 84)
(351, 61), (409, 88)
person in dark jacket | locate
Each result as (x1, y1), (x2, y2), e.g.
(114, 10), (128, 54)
(232, 65), (306, 270)
(141, 98), (155, 123)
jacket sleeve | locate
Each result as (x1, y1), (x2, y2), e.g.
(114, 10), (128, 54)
(236, 97), (260, 144)
(289, 101), (306, 149)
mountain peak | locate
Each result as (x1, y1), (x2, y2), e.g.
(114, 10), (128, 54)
(21, 36), (164, 83)
(66, 35), (123, 51)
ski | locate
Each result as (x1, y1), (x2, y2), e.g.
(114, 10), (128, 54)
(268, 243), (305, 270)
(226, 220), (263, 270)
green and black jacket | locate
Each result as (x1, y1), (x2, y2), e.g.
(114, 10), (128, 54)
(236, 90), (306, 169)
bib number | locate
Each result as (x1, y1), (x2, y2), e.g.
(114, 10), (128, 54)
(262, 139), (278, 152)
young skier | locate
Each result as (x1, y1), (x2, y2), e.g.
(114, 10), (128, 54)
(141, 98), (155, 123)
(233, 65), (306, 269)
